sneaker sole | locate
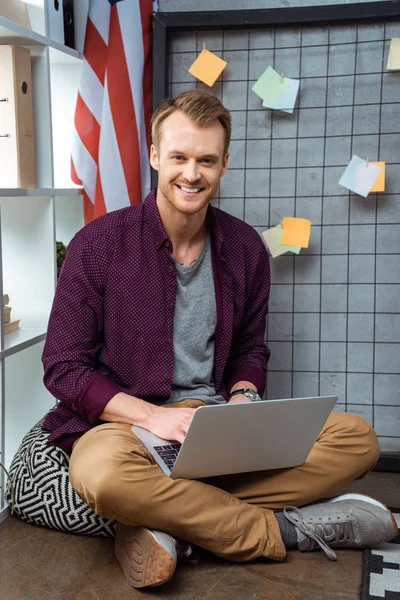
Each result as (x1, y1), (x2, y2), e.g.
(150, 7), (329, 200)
(115, 525), (176, 588)
(330, 492), (398, 537)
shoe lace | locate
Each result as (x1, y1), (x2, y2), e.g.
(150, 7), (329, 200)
(283, 506), (355, 561)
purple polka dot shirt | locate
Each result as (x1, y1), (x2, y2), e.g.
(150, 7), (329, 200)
(42, 188), (271, 452)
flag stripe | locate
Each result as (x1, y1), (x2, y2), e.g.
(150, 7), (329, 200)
(78, 60), (103, 124)
(88, 0), (110, 44)
(71, 158), (82, 186)
(117, 0), (150, 200)
(98, 79), (130, 213)
(83, 18), (108, 86)
(71, 129), (97, 203)
(74, 93), (100, 163)
(107, 6), (142, 203)
(93, 170), (107, 220)
(72, 0), (152, 224)
(83, 190), (94, 224)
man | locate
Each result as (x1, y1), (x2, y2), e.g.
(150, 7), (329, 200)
(42, 90), (397, 589)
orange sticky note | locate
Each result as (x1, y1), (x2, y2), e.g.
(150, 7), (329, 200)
(280, 217), (312, 248)
(370, 162), (385, 192)
(188, 49), (227, 87)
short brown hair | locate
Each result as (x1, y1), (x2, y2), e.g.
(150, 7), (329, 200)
(151, 89), (232, 156)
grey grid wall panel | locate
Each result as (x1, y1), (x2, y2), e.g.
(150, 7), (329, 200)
(169, 20), (400, 452)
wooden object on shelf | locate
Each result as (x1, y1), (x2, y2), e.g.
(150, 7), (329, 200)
(0, 0), (31, 29)
(3, 293), (9, 306)
(4, 319), (20, 335)
(0, 45), (36, 188)
(3, 305), (11, 323)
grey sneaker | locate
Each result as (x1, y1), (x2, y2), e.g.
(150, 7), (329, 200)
(283, 493), (398, 561)
(115, 524), (195, 588)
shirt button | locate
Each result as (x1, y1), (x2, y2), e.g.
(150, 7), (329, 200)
(169, 265), (175, 273)
(164, 375), (171, 382)
(167, 338), (173, 344)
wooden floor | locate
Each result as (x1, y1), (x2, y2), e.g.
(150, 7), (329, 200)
(1, 471), (399, 600)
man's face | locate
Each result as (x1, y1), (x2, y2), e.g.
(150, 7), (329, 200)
(150, 110), (229, 216)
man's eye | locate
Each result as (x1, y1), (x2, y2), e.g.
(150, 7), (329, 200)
(200, 159), (213, 164)
(172, 156), (184, 161)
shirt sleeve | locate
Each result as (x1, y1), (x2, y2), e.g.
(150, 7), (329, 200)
(42, 231), (121, 424)
(225, 235), (271, 397)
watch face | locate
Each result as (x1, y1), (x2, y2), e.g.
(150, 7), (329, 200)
(244, 389), (258, 400)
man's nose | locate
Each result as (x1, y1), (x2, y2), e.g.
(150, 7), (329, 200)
(182, 160), (200, 182)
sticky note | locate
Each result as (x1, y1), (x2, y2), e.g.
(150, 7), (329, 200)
(339, 155), (381, 198)
(370, 161), (385, 192)
(263, 77), (300, 113)
(252, 66), (289, 106)
(188, 49), (227, 87)
(280, 217), (312, 248)
(387, 38), (400, 70)
(262, 224), (301, 258)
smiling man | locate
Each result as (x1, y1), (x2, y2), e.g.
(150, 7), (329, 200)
(41, 90), (397, 589)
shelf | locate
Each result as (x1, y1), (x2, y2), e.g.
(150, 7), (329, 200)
(0, 16), (82, 60)
(0, 188), (83, 197)
(1, 327), (47, 359)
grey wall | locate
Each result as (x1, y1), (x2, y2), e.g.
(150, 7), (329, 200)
(166, 4), (400, 453)
(159, 0), (379, 12)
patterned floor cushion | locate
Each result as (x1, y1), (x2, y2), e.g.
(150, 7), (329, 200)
(5, 421), (117, 538)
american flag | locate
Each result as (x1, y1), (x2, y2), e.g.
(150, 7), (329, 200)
(71, 0), (153, 224)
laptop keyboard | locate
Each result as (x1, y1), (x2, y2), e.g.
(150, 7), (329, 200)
(154, 443), (181, 469)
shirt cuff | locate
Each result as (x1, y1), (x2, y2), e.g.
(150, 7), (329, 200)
(76, 372), (122, 424)
(228, 366), (266, 397)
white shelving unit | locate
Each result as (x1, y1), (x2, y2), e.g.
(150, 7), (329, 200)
(0, 0), (86, 523)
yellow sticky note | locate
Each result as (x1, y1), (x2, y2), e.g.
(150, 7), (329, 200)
(280, 217), (312, 248)
(262, 224), (301, 258)
(188, 49), (227, 87)
(370, 162), (385, 192)
(387, 38), (400, 70)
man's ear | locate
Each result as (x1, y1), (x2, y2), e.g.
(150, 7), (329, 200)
(221, 152), (230, 177)
(150, 144), (159, 171)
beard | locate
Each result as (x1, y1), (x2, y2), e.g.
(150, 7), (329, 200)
(158, 179), (217, 216)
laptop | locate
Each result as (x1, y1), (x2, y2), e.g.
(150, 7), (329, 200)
(132, 395), (337, 480)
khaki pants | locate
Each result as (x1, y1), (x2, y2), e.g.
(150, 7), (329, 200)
(69, 400), (380, 562)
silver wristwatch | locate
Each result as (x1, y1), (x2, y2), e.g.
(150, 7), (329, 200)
(229, 388), (262, 402)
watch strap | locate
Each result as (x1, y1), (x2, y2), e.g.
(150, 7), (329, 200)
(230, 388), (247, 397)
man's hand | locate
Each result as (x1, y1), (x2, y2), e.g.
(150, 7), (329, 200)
(142, 407), (196, 444)
(228, 394), (252, 404)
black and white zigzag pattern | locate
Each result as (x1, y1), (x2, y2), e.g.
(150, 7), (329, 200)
(360, 510), (400, 600)
(5, 422), (117, 538)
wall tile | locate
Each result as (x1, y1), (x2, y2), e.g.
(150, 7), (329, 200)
(321, 284), (348, 312)
(328, 44), (356, 76)
(320, 372), (346, 403)
(356, 41), (384, 74)
(321, 313), (347, 341)
(348, 284), (375, 313)
(348, 313), (374, 342)
(320, 342), (347, 372)
(321, 255), (348, 284)
(322, 225), (349, 254)
(269, 283), (294, 313)
(347, 373), (373, 404)
(293, 341), (320, 371)
(268, 341), (293, 371)
(294, 284), (321, 313)
(293, 313), (320, 341)
(266, 371), (292, 400)
(347, 342), (374, 372)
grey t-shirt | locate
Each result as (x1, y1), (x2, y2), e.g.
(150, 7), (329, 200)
(166, 233), (226, 405)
